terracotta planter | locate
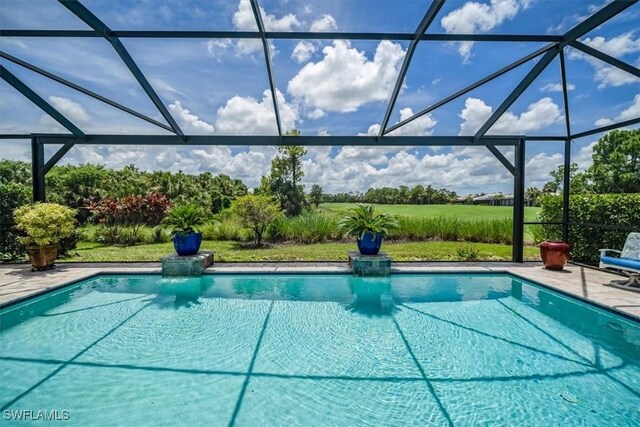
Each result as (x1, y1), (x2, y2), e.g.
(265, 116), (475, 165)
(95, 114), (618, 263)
(26, 245), (58, 271)
(540, 240), (570, 270)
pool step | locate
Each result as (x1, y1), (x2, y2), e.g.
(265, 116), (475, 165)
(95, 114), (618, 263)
(348, 251), (392, 276)
(162, 251), (214, 277)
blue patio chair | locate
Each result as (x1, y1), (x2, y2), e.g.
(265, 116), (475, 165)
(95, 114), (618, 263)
(599, 232), (640, 292)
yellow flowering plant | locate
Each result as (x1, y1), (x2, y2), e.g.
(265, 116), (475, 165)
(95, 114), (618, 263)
(13, 203), (77, 247)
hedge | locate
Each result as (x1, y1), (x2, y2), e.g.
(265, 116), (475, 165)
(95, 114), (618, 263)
(540, 193), (640, 265)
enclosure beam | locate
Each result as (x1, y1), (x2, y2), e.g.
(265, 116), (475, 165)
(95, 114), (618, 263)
(571, 117), (640, 139)
(562, 138), (571, 242)
(384, 43), (557, 135)
(474, 48), (559, 140)
(249, 0), (283, 139)
(559, 49), (572, 139)
(1, 51), (173, 132)
(0, 30), (565, 42)
(379, 0), (445, 136)
(560, 49), (572, 243)
(58, 0), (184, 138)
(31, 137), (45, 202)
(44, 143), (75, 174)
(1, 65), (85, 137)
(569, 41), (640, 79)
(485, 144), (515, 175)
(563, 0), (638, 43)
(512, 139), (526, 263)
(34, 134), (526, 147)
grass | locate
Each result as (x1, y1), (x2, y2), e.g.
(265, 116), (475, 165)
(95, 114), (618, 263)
(321, 203), (541, 222)
(63, 241), (539, 262)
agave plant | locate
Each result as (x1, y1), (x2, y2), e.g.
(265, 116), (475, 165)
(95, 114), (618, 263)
(162, 204), (207, 235)
(337, 204), (399, 239)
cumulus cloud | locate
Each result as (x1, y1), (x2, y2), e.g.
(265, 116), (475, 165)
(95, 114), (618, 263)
(310, 14), (338, 32)
(440, 0), (533, 62)
(168, 101), (214, 134)
(594, 93), (640, 127)
(459, 97), (563, 135)
(49, 96), (90, 122)
(233, 0), (300, 55)
(287, 40), (406, 113)
(215, 89), (298, 134)
(291, 41), (316, 63)
(571, 32), (640, 88)
(541, 82), (575, 92)
(359, 108), (438, 137)
(39, 96), (90, 131)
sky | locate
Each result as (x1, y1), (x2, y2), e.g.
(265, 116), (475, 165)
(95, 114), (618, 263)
(0, 0), (638, 195)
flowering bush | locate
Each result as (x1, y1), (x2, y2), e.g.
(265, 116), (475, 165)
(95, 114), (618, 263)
(13, 203), (77, 247)
(85, 193), (172, 246)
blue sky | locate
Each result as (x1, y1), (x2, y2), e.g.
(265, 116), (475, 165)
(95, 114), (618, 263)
(1, 0), (638, 194)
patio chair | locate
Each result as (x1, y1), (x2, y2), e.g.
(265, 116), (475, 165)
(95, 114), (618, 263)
(599, 232), (640, 292)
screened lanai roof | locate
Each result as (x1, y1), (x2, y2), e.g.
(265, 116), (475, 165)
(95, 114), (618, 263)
(1, 0), (638, 147)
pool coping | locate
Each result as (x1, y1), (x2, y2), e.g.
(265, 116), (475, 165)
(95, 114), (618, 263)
(1, 263), (638, 323)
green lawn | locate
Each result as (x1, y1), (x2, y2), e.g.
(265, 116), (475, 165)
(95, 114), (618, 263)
(321, 203), (541, 222)
(63, 241), (539, 262)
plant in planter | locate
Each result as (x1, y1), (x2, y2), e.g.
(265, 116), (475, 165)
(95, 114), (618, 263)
(13, 203), (77, 270)
(337, 205), (399, 255)
(163, 204), (207, 256)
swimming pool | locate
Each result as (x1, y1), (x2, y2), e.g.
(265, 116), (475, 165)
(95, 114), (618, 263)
(1, 273), (638, 426)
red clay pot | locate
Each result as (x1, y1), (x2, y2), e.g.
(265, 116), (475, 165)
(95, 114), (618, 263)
(540, 240), (570, 270)
(26, 244), (58, 271)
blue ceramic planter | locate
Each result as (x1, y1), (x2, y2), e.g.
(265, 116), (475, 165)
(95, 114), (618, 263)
(357, 232), (383, 255)
(173, 232), (202, 256)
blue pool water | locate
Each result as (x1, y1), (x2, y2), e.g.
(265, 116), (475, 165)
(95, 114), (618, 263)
(1, 274), (638, 426)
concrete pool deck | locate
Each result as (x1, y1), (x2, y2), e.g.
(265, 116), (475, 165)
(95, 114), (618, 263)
(0, 262), (638, 319)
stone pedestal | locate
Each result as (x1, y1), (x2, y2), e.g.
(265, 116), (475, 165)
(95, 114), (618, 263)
(162, 251), (213, 277)
(348, 251), (392, 276)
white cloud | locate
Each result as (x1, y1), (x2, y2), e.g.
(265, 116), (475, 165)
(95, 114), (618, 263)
(310, 14), (338, 32)
(204, 38), (232, 56)
(360, 108), (438, 137)
(594, 93), (640, 126)
(572, 32), (640, 88)
(307, 108), (325, 119)
(233, 0), (300, 55)
(389, 108), (438, 136)
(582, 32), (640, 58)
(49, 96), (90, 123)
(168, 101), (214, 134)
(215, 89), (298, 134)
(541, 82), (575, 92)
(440, 0), (533, 62)
(39, 96), (90, 131)
(291, 41), (316, 63)
(287, 40), (406, 113)
(459, 97), (563, 135)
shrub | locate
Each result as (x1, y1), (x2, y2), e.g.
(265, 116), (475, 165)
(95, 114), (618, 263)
(387, 216), (512, 244)
(233, 195), (281, 246)
(456, 245), (480, 261)
(268, 211), (339, 244)
(0, 183), (30, 261)
(540, 193), (640, 265)
(13, 203), (77, 247)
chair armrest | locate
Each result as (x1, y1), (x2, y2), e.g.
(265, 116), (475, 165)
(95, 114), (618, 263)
(599, 249), (622, 257)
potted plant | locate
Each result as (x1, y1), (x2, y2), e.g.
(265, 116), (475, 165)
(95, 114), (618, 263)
(163, 204), (206, 256)
(337, 205), (399, 255)
(13, 203), (77, 270)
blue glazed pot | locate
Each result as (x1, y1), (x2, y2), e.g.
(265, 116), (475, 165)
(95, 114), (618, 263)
(357, 232), (383, 255)
(173, 232), (202, 256)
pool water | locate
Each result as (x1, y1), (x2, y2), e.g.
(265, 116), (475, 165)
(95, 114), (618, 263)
(1, 274), (638, 426)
